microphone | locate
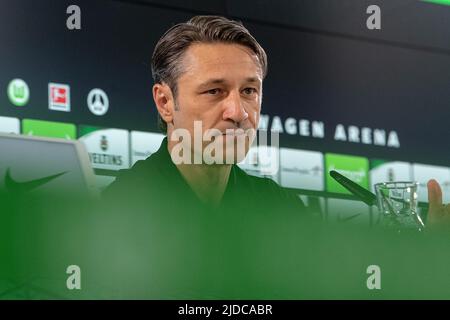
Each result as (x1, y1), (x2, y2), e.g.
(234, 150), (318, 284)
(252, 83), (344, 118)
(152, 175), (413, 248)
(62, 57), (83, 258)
(329, 170), (377, 207)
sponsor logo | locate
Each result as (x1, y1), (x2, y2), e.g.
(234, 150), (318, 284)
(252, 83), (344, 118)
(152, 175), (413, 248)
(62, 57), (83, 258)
(280, 148), (324, 190)
(0, 116), (20, 134)
(370, 160), (412, 192)
(87, 88), (109, 116)
(7, 79), (30, 107)
(258, 114), (400, 148)
(100, 135), (108, 152)
(49, 83), (71, 112)
(130, 131), (164, 165)
(78, 126), (129, 170)
(238, 144), (279, 182)
(22, 119), (76, 139)
(325, 153), (369, 194)
(4, 168), (66, 193)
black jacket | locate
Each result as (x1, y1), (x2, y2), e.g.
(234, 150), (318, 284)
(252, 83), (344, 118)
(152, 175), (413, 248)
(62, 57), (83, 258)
(103, 137), (307, 217)
(87, 137), (311, 298)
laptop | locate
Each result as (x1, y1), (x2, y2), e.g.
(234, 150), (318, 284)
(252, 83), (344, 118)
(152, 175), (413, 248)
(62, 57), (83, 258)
(0, 133), (97, 196)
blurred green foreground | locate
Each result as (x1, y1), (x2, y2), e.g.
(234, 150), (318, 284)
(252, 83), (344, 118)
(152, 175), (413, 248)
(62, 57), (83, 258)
(1, 187), (450, 300)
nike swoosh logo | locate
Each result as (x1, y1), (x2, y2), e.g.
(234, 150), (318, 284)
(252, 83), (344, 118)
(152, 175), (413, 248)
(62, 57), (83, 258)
(4, 168), (67, 193)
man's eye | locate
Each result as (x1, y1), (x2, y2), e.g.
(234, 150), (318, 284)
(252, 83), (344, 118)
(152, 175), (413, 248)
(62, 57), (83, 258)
(242, 88), (257, 95)
(206, 88), (221, 95)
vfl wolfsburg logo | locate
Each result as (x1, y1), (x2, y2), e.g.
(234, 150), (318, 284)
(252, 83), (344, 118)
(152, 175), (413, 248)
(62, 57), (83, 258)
(7, 79), (30, 107)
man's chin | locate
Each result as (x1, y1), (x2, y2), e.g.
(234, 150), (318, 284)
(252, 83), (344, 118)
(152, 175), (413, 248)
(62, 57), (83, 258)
(201, 148), (249, 165)
(221, 135), (250, 164)
(201, 138), (250, 165)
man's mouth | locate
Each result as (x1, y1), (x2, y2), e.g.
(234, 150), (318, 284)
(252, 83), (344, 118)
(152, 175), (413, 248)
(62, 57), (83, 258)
(222, 128), (252, 135)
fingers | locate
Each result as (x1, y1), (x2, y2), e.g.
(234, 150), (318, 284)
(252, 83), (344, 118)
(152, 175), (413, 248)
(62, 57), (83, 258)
(427, 179), (443, 224)
(428, 179), (443, 209)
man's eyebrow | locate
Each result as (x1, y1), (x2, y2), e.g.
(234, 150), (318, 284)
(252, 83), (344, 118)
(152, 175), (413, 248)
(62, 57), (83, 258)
(197, 78), (226, 89)
(197, 77), (261, 89)
(244, 77), (261, 84)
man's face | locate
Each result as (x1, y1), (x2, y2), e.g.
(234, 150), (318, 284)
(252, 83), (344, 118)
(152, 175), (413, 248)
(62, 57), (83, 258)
(168, 43), (263, 164)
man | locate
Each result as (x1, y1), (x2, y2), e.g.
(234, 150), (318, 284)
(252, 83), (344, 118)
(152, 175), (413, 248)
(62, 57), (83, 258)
(104, 15), (307, 217)
(104, 15), (449, 224)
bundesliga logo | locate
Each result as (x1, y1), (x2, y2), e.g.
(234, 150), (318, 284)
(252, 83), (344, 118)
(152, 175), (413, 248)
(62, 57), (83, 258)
(48, 83), (71, 112)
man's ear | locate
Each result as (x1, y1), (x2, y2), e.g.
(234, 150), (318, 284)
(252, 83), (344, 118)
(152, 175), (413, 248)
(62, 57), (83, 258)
(153, 83), (175, 126)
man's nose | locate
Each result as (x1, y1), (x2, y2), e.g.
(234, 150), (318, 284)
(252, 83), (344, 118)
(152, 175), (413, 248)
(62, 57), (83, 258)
(222, 91), (249, 124)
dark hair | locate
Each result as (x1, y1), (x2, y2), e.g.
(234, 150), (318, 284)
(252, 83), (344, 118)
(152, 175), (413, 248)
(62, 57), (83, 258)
(151, 15), (268, 133)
